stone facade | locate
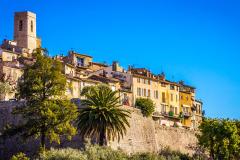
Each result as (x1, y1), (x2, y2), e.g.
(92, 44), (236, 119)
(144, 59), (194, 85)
(14, 11), (37, 51)
(0, 102), (198, 159)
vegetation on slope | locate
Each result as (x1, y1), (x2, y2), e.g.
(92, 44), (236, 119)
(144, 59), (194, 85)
(1, 48), (78, 153)
(135, 98), (155, 117)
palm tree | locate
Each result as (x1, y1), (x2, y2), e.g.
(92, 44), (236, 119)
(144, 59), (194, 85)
(77, 85), (131, 146)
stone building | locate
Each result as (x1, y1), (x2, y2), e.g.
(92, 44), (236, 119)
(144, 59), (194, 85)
(0, 11), (203, 129)
(14, 11), (41, 52)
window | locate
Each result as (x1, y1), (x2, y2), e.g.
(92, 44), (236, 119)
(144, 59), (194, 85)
(148, 80), (151, 85)
(143, 89), (146, 97)
(161, 83), (166, 87)
(183, 107), (189, 113)
(19, 20), (23, 31)
(154, 90), (158, 99)
(148, 89), (151, 97)
(161, 104), (166, 113)
(199, 106), (202, 114)
(171, 94), (173, 101)
(31, 20), (33, 32)
(186, 96), (189, 101)
(137, 78), (140, 83)
(77, 57), (84, 66)
(170, 106), (174, 112)
(170, 85), (175, 90)
(175, 107), (178, 115)
(143, 79), (149, 84)
(137, 88), (141, 96)
(176, 95), (178, 102)
(162, 92), (166, 103)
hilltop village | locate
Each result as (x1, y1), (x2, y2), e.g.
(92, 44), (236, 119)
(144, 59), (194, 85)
(0, 11), (203, 129)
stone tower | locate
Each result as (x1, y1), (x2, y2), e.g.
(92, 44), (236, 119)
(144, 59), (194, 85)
(14, 11), (37, 51)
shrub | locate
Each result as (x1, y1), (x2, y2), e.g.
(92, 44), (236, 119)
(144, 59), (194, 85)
(135, 98), (155, 117)
(39, 148), (87, 160)
(159, 147), (191, 160)
(130, 153), (165, 160)
(35, 146), (195, 160)
(85, 145), (128, 160)
(38, 145), (127, 160)
(10, 152), (30, 160)
(168, 111), (174, 117)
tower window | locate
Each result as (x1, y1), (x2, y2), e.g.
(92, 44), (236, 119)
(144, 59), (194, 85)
(19, 20), (23, 31)
(31, 20), (33, 32)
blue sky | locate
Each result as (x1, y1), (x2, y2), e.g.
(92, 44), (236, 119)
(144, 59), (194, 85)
(1, 0), (240, 119)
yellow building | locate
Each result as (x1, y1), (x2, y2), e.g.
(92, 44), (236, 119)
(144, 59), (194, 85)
(129, 68), (183, 126)
(130, 68), (161, 112)
(164, 81), (180, 116)
(179, 82), (196, 128)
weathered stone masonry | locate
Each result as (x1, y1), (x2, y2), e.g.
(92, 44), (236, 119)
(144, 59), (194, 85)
(0, 102), (197, 159)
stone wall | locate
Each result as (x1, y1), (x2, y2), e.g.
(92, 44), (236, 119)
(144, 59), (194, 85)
(0, 102), (198, 159)
(110, 107), (197, 155)
(110, 108), (158, 153)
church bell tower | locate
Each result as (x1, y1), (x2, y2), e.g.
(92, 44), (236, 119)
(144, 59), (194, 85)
(14, 11), (37, 51)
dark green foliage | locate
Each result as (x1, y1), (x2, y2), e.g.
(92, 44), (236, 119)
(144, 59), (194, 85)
(77, 85), (131, 146)
(168, 111), (174, 117)
(197, 118), (240, 160)
(2, 48), (78, 152)
(135, 98), (155, 117)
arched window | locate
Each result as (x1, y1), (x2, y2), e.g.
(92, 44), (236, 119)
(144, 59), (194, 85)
(19, 20), (23, 31)
(31, 21), (33, 32)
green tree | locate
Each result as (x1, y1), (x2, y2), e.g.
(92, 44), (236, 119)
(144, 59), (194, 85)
(77, 85), (130, 146)
(0, 73), (12, 100)
(197, 118), (240, 160)
(0, 82), (11, 100)
(135, 98), (155, 117)
(2, 48), (78, 152)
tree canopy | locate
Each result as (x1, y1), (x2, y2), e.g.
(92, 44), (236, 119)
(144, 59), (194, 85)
(135, 98), (155, 117)
(197, 118), (240, 160)
(2, 48), (78, 151)
(77, 85), (131, 146)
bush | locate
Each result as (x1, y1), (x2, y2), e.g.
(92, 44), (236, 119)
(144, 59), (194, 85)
(40, 148), (86, 160)
(36, 146), (195, 160)
(168, 111), (174, 117)
(159, 147), (191, 160)
(39, 145), (127, 160)
(85, 145), (128, 160)
(10, 152), (30, 160)
(130, 153), (165, 160)
(135, 98), (155, 117)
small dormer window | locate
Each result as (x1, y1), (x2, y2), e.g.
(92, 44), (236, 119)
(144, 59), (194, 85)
(19, 20), (23, 31)
(77, 57), (84, 67)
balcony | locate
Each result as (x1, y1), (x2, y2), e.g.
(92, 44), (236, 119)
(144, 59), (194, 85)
(183, 112), (192, 117)
(152, 112), (163, 118)
(160, 111), (180, 120)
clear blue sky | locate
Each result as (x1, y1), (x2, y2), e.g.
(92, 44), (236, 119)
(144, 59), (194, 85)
(1, 0), (240, 119)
